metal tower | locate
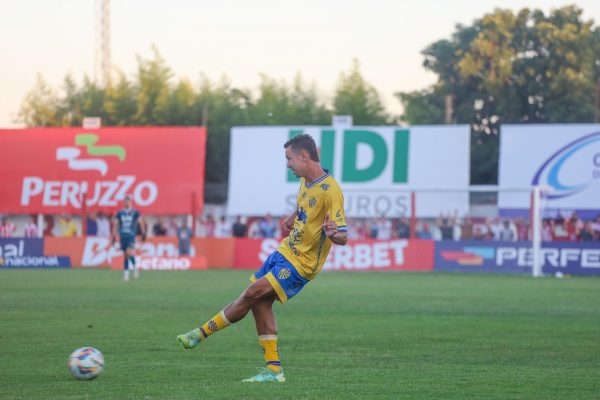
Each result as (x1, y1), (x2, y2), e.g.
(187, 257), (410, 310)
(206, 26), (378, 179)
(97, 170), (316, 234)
(95, 0), (111, 86)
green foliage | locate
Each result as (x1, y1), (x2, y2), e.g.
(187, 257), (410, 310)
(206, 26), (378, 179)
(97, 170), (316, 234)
(396, 88), (445, 124)
(1, 270), (599, 399)
(16, 53), (385, 193)
(17, 74), (61, 127)
(333, 59), (390, 124)
(398, 5), (600, 184)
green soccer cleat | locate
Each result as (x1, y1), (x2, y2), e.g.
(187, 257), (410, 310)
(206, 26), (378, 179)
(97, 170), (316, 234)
(242, 368), (286, 383)
(176, 328), (202, 349)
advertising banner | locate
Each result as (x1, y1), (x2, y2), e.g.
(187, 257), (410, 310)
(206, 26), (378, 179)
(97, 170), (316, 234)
(435, 240), (600, 275)
(44, 237), (234, 268)
(233, 238), (435, 272)
(0, 127), (206, 214)
(110, 256), (207, 270)
(0, 256), (71, 268)
(0, 238), (44, 257)
(228, 126), (470, 217)
(498, 125), (600, 219)
(0, 238), (71, 268)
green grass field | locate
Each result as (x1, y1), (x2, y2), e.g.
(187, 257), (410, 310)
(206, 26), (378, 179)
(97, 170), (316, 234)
(1, 270), (599, 399)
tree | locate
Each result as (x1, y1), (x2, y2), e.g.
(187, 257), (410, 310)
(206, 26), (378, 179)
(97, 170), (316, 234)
(16, 74), (60, 126)
(333, 60), (389, 124)
(247, 73), (331, 125)
(398, 5), (600, 183)
(133, 46), (173, 125)
(104, 71), (137, 126)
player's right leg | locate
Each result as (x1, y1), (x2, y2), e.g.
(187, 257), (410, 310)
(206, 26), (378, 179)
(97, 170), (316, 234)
(121, 240), (130, 282)
(242, 296), (285, 383)
(127, 247), (139, 279)
(177, 277), (275, 349)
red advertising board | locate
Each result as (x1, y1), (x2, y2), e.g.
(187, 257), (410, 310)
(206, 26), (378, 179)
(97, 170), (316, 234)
(233, 238), (435, 272)
(44, 237), (234, 269)
(0, 127), (205, 214)
(110, 256), (208, 270)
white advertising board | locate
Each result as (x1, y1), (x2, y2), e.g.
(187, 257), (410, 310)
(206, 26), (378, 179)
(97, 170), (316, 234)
(227, 126), (470, 218)
(499, 125), (600, 219)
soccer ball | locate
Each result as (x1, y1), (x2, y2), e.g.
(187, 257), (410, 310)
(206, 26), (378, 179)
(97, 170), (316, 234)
(68, 347), (104, 380)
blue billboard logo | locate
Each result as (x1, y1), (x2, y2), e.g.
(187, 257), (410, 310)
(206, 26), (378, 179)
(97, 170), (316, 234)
(532, 131), (600, 199)
(0, 239), (44, 257)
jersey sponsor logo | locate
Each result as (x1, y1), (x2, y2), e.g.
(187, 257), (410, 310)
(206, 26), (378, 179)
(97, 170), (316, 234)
(309, 197), (317, 208)
(278, 268), (291, 280)
(287, 228), (304, 256)
(297, 207), (307, 224)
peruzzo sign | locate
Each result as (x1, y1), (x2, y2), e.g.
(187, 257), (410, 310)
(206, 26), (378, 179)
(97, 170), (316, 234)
(0, 127), (206, 214)
(228, 126), (469, 217)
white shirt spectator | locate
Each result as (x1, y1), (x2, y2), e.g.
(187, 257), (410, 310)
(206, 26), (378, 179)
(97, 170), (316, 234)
(0, 219), (16, 237)
(215, 218), (231, 238)
(376, 219), (393, 240)
(498, 221), (517, 241)
(488, 219), (502, 241)
(24, 222), (38, 238)
(195, 218), (207, 238)
(247, 220), (261, 238)
(96, 216), (111, 237)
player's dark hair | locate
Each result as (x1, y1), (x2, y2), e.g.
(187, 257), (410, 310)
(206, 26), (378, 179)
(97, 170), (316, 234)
(284, 134), (319, 162)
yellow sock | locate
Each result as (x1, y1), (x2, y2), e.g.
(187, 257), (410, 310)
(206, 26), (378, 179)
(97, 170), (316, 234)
(196, 310), (231, 340)
(259, 335), (282, 372)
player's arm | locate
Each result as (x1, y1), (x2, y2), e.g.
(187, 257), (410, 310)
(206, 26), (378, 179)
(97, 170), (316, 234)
(139, 216), (147, 241)
(111, 214), (118, 245)
(281, 210), (298, 235)
(322, 214), (348, 246)
(324, 188), (348, 246)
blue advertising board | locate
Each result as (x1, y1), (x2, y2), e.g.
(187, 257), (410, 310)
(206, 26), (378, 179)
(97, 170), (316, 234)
(0, 238), (44, 257)
(435, 240), (600, 276)
(0, 256), (71, 269)
(0, 238), (71, 268)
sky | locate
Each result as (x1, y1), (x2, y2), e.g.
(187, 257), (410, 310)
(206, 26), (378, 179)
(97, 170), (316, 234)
(1, 0), (599, 127)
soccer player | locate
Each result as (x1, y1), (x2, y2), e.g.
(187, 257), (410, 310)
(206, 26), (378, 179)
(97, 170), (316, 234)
(112, 195), (146, 282)
(177, 134), (348, 383)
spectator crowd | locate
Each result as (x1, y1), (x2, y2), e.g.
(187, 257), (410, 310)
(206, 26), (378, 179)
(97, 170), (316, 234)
(1, 211), (600, 242)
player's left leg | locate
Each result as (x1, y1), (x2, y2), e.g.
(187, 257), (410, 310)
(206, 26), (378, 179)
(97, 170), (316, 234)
(242, 296), (285, 383)
(127, 247), (139, 279)
(120, 240), (130, 282)
(177, 277), (275, 349)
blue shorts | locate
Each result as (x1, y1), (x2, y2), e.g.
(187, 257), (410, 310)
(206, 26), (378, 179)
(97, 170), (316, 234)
(251, 251), (309, 303)
(120, 236), (135, 252)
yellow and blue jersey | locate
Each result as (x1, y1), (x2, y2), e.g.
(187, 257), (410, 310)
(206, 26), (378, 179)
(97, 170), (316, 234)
(277, 170), (347, 280)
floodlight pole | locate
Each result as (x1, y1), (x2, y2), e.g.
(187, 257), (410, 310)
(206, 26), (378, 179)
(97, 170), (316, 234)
(95, 0), (111, 86)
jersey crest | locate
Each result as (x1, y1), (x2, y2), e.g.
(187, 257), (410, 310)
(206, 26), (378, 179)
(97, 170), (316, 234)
(297, 207), (308, 224)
